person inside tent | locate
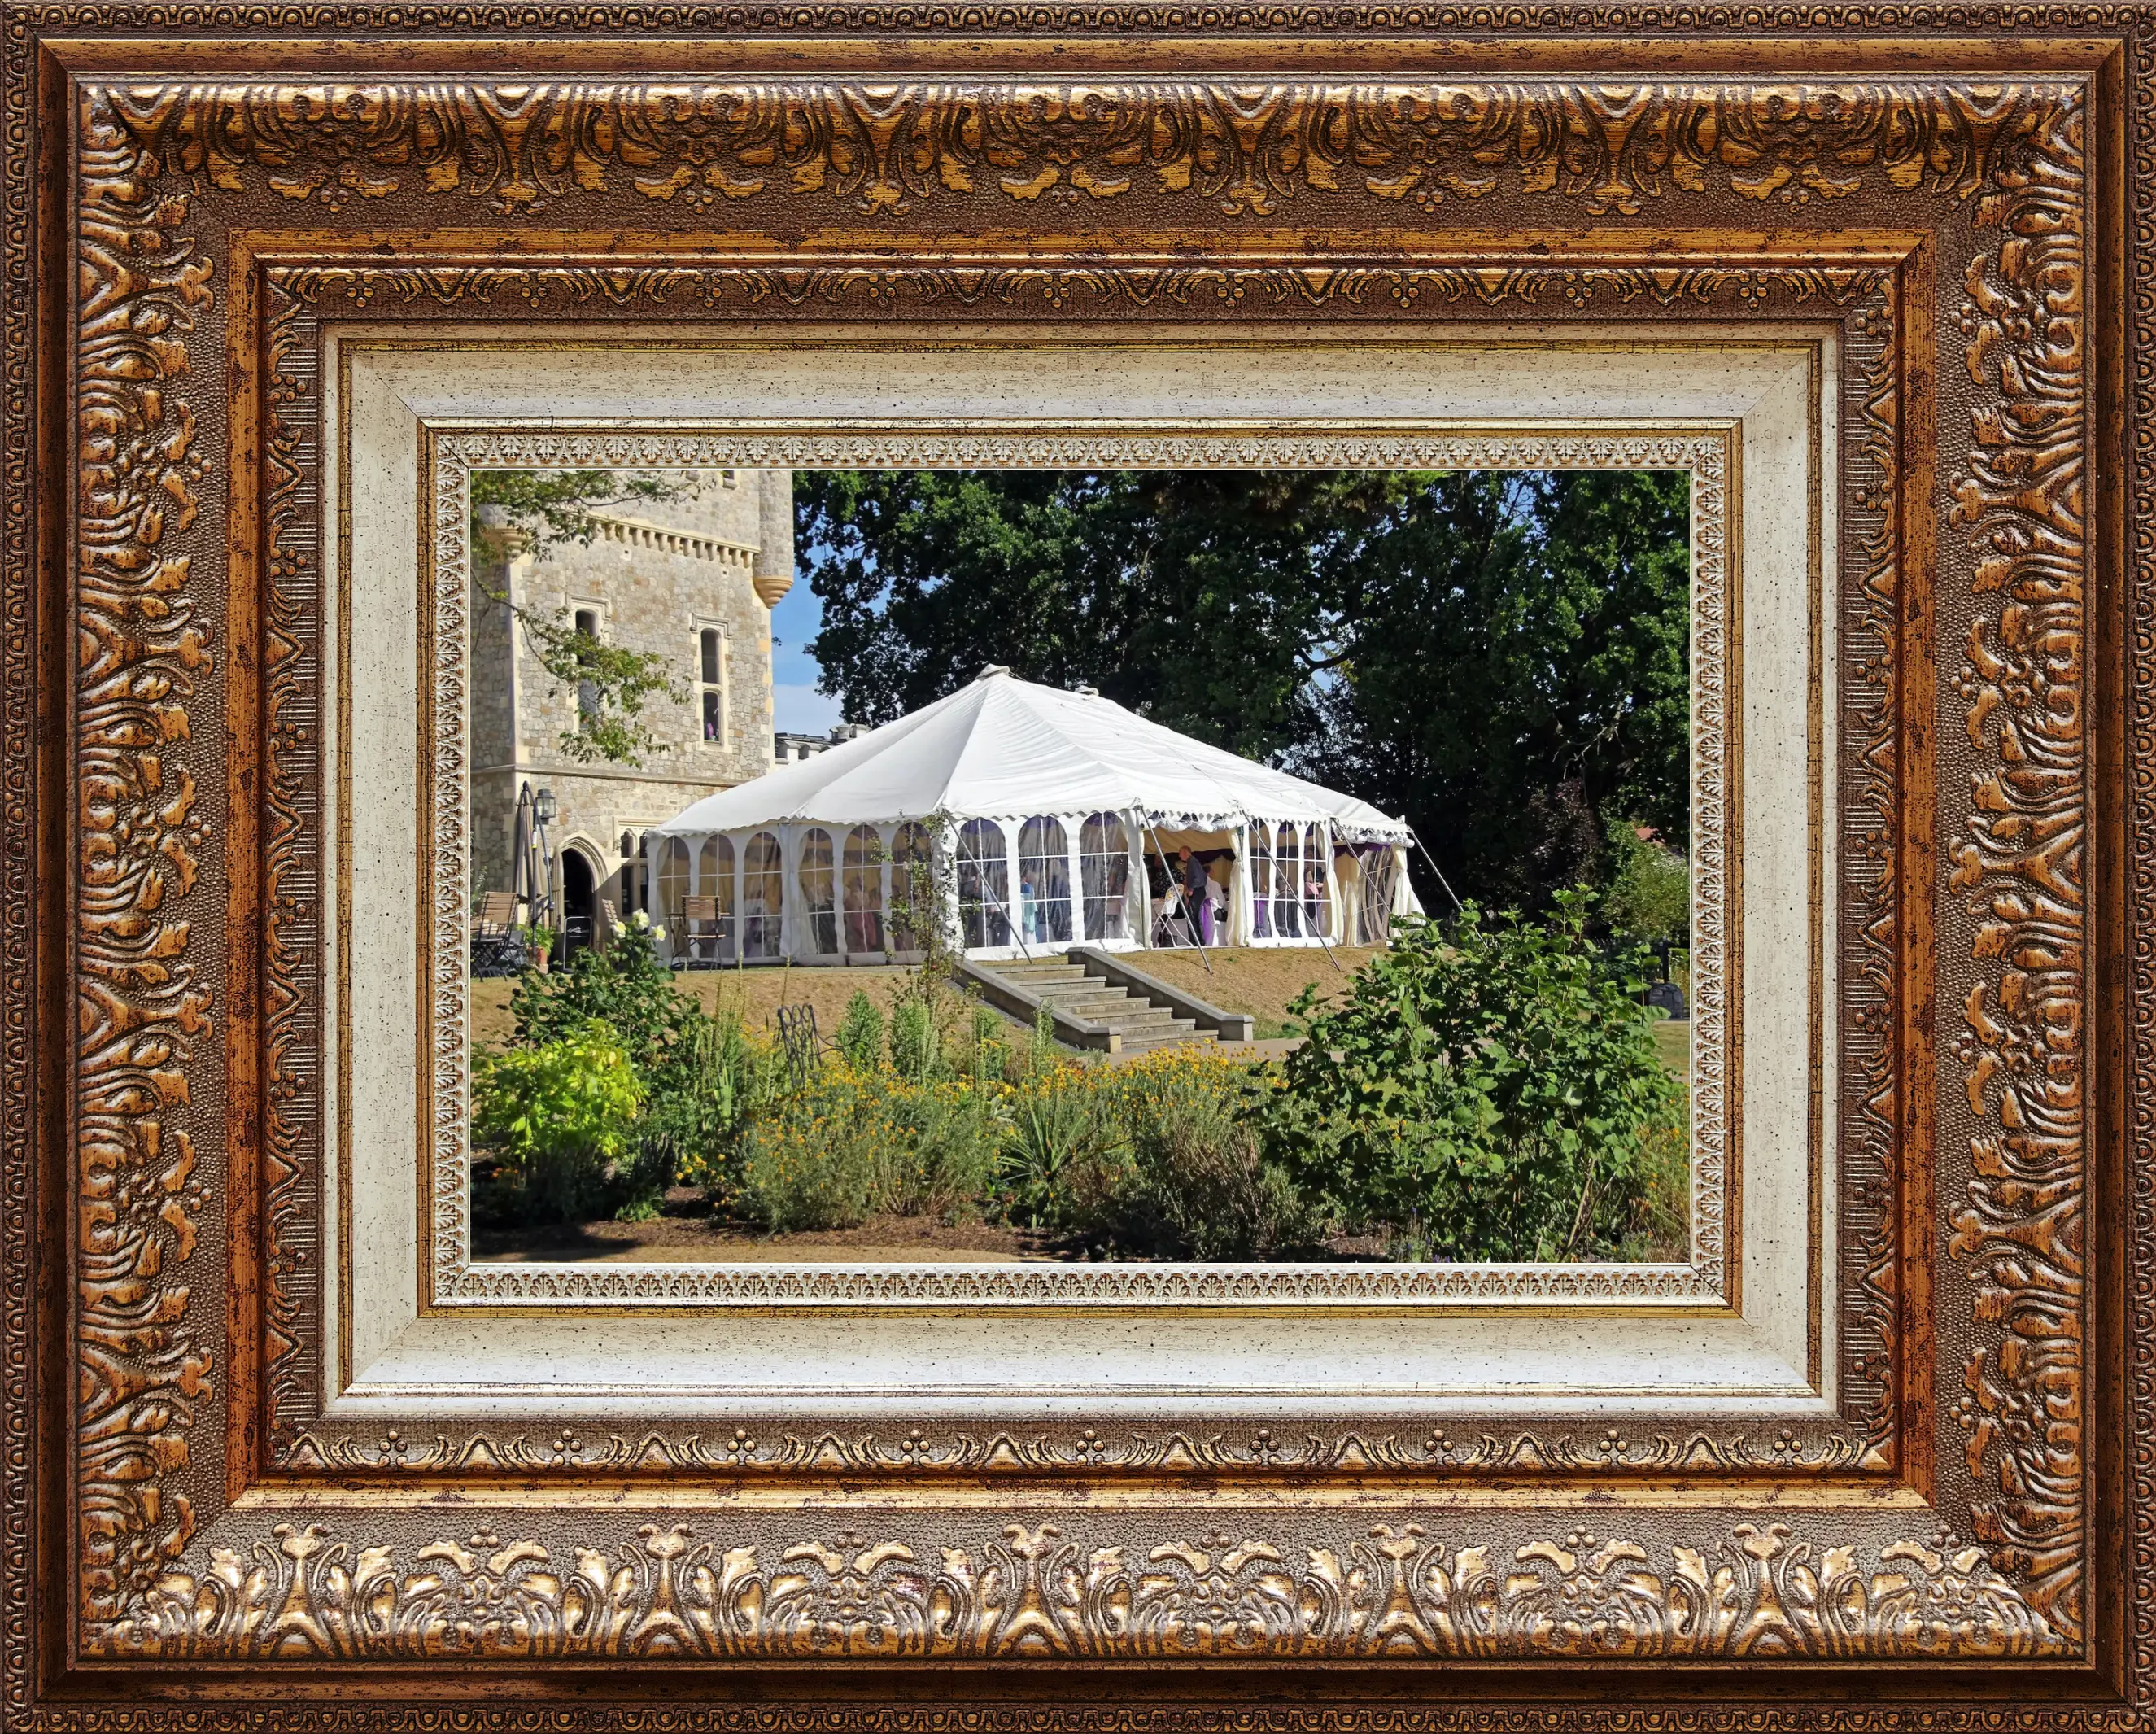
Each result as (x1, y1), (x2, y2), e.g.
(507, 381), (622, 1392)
(1176, 845), (1211, 946)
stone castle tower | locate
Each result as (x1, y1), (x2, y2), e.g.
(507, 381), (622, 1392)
(470, 469), (793, 941)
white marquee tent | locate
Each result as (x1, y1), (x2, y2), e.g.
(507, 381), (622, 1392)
(649, 667), (1421, 965)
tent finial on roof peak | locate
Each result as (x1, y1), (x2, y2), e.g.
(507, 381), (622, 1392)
(976, 663), (1012, 680)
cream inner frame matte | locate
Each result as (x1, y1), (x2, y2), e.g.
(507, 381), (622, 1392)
(324, 325), (1835, 1420)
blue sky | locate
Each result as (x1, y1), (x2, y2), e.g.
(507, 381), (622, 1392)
(769, 576), (841, 735)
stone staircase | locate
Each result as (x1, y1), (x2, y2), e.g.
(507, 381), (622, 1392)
(983, 958), (1211, 1055)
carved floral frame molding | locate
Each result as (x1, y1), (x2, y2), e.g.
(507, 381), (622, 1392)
(0, 10), (2133, 1723)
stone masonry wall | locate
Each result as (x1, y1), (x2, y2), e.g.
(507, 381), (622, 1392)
(470, 469), (788, 920)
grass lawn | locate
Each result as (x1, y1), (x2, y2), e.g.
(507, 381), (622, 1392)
(472, 950), (1696, 1080)
(1113, 946), (1386, 1038)
(1651, 1016), (1689, 1079)
(469, 963), (920, 1052)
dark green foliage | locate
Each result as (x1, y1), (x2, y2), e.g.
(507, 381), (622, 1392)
(1294, 470), (1692, 911)
(796, 470), (1346, 759)
(1051, 1056), (1325, 1261)
(796, 468), (1690, 912)
(1258, 893), (1682, 1262)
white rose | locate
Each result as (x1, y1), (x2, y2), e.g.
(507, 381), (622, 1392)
(630, 910), (650, 930)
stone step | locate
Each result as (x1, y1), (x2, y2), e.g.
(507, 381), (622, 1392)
(1023, 986), (1146, 1016)
(971, 958), (1223, 1053)
(1118, 1024), (1205, 1054)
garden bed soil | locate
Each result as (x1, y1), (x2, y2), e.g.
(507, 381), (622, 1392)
(474, 1198), (1071, 1264)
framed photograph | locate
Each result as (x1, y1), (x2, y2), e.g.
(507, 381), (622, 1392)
(2, 8), (2141, 1725)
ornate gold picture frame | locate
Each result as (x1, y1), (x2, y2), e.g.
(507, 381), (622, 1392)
(2, 10), (2138, 1725)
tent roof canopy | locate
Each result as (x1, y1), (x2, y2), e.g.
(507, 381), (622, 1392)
(656, 667), (1412, 843)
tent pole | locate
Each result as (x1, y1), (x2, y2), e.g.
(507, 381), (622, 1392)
(1313, 823), (1344, 973)
(1405, 826), (1465, 915)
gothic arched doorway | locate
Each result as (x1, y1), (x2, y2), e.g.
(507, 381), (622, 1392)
(560, 844), (599, 956)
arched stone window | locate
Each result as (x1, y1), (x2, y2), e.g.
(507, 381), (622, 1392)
(1249, 822), (1273, 939)
(889, 822), (932, 952)
(1273, 821), (1302, 938)
(956, 819), (1010, 950)
(799, 828), (839, 955)
(742, 832), (783, 959)
(1079, 812), (1129, 941)
(842, 825), (885, 954)
(1017, 817), (1072, 946)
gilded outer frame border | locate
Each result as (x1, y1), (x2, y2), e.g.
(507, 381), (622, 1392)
(0, 11), (2134, 1729)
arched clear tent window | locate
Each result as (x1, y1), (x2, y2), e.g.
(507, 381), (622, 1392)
(703, 834), (736, 960)
(1079, 811), (1129, 941)
(742, 831), (783, 959)
(957, 819), (1010, 950)
(799, 828), (839, 955)
(1273, 821), (1301, 939)
(1358, 845), (1399, 947)
(1017, 816), (1072, 946)
(1304, 823), (1329, 939)
(1249, 822), (1273, 940)
(889, 821), (932, 952)
(843, 824), (885, 954)
(657, 836), (691, 937)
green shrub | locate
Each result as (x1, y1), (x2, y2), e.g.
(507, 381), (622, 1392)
(889, 999), (939, 1082)
(735, 1063), (1004, 1234)
(1061, 1047), (1322, 1260)
(884, 1075), (1006, 1220)
(471, 1020), (648, 1222)
(1002, 1067), (1124, 1228)
(654, 1002), (788, 1196)
(966, 1002), (1009, 1086)
(835, 989), (888, 1071)
(1258, 891), (1682, 1262)
(508, 915), (692, 1072)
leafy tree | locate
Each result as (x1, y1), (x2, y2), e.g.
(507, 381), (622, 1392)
(1255, 893), (1681, 1261)
(470, 470), (697, 766)
(1599, 817), (1690, 943)
(796, 469), (1689, 911)
(1294, 470), (1691, 911)
(797, 469), (1370, 759)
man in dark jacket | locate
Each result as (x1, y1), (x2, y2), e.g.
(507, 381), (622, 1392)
(1176, 845), (1211, 946)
